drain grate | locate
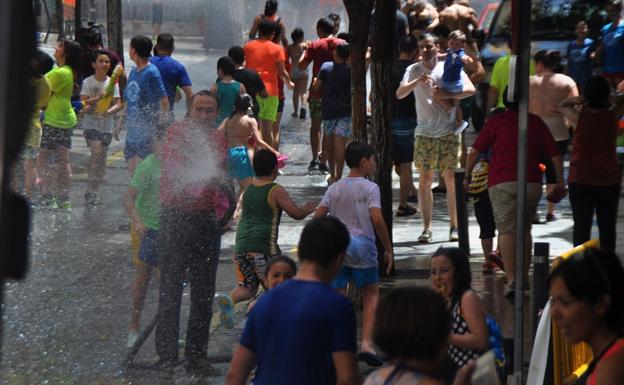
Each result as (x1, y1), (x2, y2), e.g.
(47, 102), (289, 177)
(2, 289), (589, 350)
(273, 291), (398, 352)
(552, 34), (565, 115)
(392, 269), (430, 279)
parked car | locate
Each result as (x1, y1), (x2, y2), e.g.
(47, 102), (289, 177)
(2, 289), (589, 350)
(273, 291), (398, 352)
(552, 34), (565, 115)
(478, 2), (498, 35)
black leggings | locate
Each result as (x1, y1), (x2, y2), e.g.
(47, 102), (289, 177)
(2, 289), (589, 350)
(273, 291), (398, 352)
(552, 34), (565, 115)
(568, 183), (620, 252)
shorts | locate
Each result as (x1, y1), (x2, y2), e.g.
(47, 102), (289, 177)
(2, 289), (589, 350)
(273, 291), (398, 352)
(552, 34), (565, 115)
(228, 145), (254, 180)
(20, 145), (38, 160)
(309, 97), (322, 120)
(290, 66), (306, 81)
(138, 228), (159, 266)
(41, 125), (73, 150)
(472, 190), (496, 240)
(84, 129), (113, 147)
(323, 117), (352, 137)
(489, 182), (542, 234)
(331, 266), (379, 289)
(391, 117), (416, 164)
(543, 140), (568, 184)
(256, 95), (279, 122)
(124, 140), (153, 161)
(277, 98), (285, 113)
(413, 133), (461, 172)
(234, 252), (274, 291)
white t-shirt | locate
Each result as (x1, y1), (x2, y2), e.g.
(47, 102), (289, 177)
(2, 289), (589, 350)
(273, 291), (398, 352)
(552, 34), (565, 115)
(320, 177), (381, 268)
(80, 75), (120, 133)
(402, 61), (470, 138)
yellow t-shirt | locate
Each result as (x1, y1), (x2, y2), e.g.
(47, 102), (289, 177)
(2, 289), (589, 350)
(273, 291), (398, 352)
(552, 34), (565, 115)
(44, 65), (77, 129)
(490, 55), (536, 109)
(26, 77), (51, 148)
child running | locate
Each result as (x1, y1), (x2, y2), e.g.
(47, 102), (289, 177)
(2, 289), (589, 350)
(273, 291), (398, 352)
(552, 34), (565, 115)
(124, 130), (163, 348)
(247, 255), (297, 312)
(314, 141), (393, 367)
(216, 149), (316, 328)
(439, 30), (473, 132)
(212, 56), (246, 126)
(287, 27), (309, 119)
(80, 50), (123, 206)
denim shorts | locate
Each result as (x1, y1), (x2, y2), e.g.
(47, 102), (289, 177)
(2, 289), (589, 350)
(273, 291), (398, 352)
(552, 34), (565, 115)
(331, 266), (379, 289)
(138, 228), (159, 266)
(323, 117), (352, 137)
(391, 117), (416, 164)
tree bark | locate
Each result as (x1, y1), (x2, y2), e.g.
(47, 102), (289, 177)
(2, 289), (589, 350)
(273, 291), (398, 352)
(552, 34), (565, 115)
(55, 0), (64, 39)
(343, 0), (374, 142)
(107, 0), (124, 66)
(370, 0), (396, 274)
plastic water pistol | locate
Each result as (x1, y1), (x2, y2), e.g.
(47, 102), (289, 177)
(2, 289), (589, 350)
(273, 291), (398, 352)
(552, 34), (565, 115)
(95, 64), (124, 113)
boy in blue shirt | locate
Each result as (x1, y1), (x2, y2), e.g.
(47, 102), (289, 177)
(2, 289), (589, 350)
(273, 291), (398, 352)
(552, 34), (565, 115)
(567, 21), (596, 92)
(599, 0), (624, 87)
(440, 30), (473, 133)
(150, 33), (193, 115)
(226, 216), (361, 385)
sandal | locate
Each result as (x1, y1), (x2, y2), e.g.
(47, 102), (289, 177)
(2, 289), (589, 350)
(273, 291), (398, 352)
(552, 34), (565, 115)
(396, 205), (417, 217)
(418, 229), (433, 243)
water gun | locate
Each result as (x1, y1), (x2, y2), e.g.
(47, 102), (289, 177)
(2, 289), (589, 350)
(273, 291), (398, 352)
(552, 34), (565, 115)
(95, 64), (124, 113)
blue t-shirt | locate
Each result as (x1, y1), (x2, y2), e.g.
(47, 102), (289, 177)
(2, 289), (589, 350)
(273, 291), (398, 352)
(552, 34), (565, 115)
(318, 62), (352, 120)
(567, 38), (595, 89)
(240, 279), (357, 385)
(124, 64), (167, 144)
(601, 21), (624, 74)
(149, 55), (192, 109)
(442, 48), (465, 92)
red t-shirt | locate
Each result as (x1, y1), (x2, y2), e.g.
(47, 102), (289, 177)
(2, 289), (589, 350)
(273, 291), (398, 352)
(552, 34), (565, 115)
(159, 120), (227, 211)
(244, 39), (286, 97)
(569, 109), (622, 185)
(472, 111), (560, 187)
(303, 37), (345, 98)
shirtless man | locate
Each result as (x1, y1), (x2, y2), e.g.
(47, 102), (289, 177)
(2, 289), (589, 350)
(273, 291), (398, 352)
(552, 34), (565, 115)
(529, 50), (578, 222)
(438, 0), (478, 35)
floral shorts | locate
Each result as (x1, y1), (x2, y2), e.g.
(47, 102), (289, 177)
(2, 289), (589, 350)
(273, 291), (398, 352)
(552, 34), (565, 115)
(323, 117), (352, 137)
(413, 133), (461, 172)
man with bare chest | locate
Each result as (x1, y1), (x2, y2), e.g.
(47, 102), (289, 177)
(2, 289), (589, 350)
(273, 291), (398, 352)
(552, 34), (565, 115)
(438, 0), (478, 35)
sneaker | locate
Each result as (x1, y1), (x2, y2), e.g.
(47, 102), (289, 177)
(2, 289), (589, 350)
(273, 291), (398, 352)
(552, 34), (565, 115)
(318, 163), (330, 174)
(418, 229), (433, 243)
(487, 250), (505, 271)
(449, 227), (459, 242)
(546, 213), (557, 222)
(299, 107), (307, 119)
(49, 197), (59, 210)
(308, 160), (320, 174)
(215, 293), (234, 329)
(504, 281), (515, 298)
(396, 205), (417, 217)
(291, 111), (298, 118)
(482, 261), (496, 274)
(59, 200), (72, 212)
(126, 331), (139, 348)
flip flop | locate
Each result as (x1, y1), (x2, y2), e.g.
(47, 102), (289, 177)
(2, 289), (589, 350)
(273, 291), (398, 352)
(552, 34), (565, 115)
(357, 351), (383, 367)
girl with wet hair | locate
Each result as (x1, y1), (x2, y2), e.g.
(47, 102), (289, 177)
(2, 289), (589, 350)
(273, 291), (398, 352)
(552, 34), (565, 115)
(534, 49), (564, 74)
(248, 0), (288, 47)
(548, 248), (624, 385)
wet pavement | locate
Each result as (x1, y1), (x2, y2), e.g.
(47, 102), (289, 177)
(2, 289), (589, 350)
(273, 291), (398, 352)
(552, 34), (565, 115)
(2, 37), (624, 384)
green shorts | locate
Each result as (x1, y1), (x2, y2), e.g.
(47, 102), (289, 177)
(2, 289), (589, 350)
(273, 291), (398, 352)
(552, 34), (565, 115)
(256, 95), (279, 122)
(309, 97), (322, 120)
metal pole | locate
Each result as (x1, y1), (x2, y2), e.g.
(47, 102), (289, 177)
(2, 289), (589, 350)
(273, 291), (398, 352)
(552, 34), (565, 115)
(513, 0), (531, 383)
(454, 169), (470, 256)
(532, 242), (550, 336)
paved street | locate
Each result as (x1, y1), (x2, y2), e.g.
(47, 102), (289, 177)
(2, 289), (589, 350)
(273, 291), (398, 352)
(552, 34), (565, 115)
(2, 37), (623, 384)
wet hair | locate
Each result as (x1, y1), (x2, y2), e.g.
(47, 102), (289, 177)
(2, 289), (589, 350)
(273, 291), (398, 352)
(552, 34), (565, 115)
(503, 85), (519, 110)
(253, 149), (278, 176)
(420, 32), (440, 45)
(534, 50), (563, 73)
(335, 42), (351, 60)
(432, 25), (451, 39)
(33, 49), (54, 77)
(217, 56), (236, 76)
(265, 255), (297, 277)
(583, 75), (611, 109)
(258, 19), (278, 38)
(448, 30), (467, 42)
(548, 249), (624, 335)
(130, 35), (153, 58)
(156, 33), (174, 52)
(231, 93), (254, 117)
(431, 247), (472, 309)
(337, 32), (350, 42)
(228, 45), (245, 65)
(317, 17), (335, 36)
(298, 216), (350, 268)
(345, 142), (375, 168)
(91, 49), (111, 63)
(399, 35), (419, 53)
(328, 13), (341, 30)
(375, 286), (451, 361)
(291, 27), (304, 43)
(60, 39), (82, 71)
(264, 0), (278, 16)
(189, 89), (218, 109)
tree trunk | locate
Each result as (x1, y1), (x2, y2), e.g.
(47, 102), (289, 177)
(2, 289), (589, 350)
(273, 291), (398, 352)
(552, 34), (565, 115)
(55, 0), (64, 39)
(343, 0), (374, 142)
(370, 0), (396, 275)
(107, 0), (124, 66)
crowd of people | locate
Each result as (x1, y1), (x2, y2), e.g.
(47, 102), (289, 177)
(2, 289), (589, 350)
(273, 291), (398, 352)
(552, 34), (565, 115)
(12, 0), (624, 382)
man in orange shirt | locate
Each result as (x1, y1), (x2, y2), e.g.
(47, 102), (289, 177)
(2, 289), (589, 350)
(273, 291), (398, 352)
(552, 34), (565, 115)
(244, 19), (294, 147)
